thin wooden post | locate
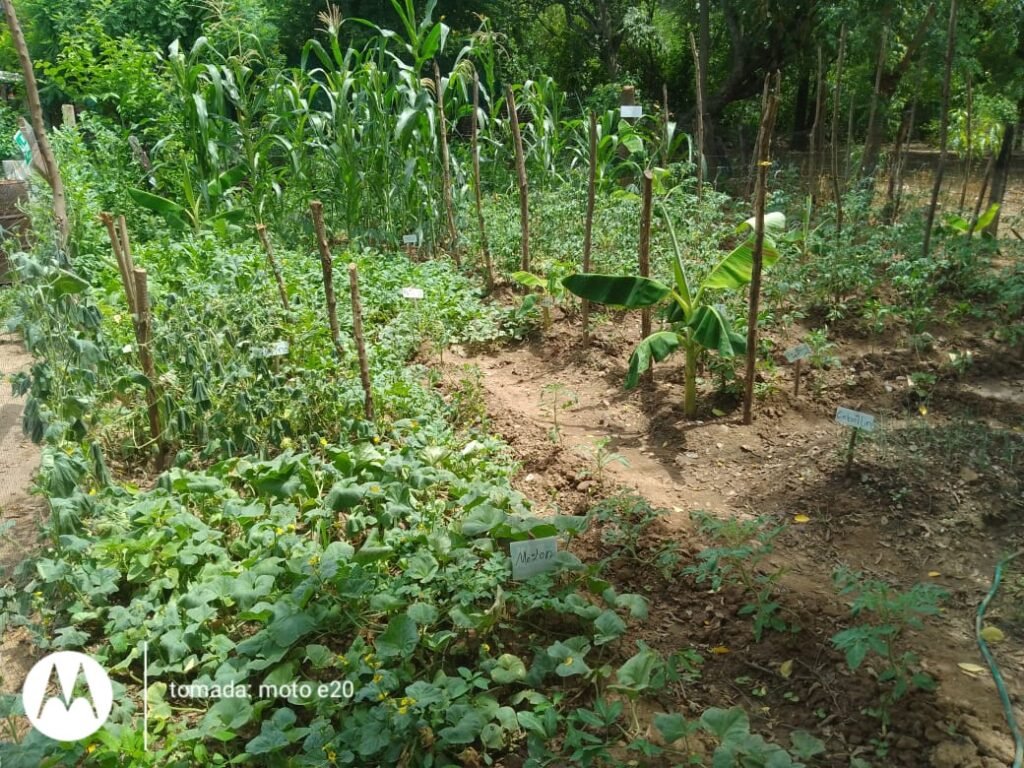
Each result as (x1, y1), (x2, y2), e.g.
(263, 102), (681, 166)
(808, 46), (825, 205)
(347, 263), (375, 421)
(582, 112), (597, 348)
(434, 62), (459, 264)
(639, 170), (654, 385)
(830, 25), (847, 236)
(256, 224), (291, 311)
(2, 0), (70, 255)
(661, 83), (670, 168)
(132, 267), (165, 470)
(101, 212), (136, 313)
(923, 0), (958, 260)
(858, 25), (888, 180)
(967, 150), (996, 237)
(958, 72), (973, 212)
(117, 215), (136, 275)
(310, 201), (345, 360)
(689, 31), (705, 200)
(885, 102), (915, 222)
(743, 73), (781, 426)
(471, 72), (494, 291)
(506, 87), (530, 273)
(793, 359), (802, 398)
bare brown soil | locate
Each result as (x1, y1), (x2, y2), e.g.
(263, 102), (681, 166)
(448, 305), (1024, 768)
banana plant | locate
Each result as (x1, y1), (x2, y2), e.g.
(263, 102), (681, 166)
(562, 211), (786, 418)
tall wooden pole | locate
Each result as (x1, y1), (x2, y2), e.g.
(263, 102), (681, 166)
(923, 0), (958, 259)
(347, 264), (375, 421)
(689, 31), (706, 201)
(858, 25), (889, 181)
(310, 201), (345, 360)
(506, 87), (530, 272)
(639, 170), (654, 386)
(434, 62), (459, 264)
(743, 73), (781, 425)
(830, 25), (848, 236)
(957, 72), (973, 212)
(132, 268), (165, 470)
(2, 0), (70, 255)
(256, 223), (291, 311)
(471, 72), (494, 291)
(582, 112), (597, 347)
(807, 46), (825, 205)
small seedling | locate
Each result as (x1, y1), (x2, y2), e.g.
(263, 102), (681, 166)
(574, 437), (629, 486)
(831, 567), (946, 731)
(539, 382), (578, 444)
(588, 495), (681, 577)
(686, 512), (791, 641)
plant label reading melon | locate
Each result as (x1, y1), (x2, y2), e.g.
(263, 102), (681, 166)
(784, 343), (812, 363)
(620, 105), (643, 119)
(402, 234), (419, 245)
(835, 407), (875, 431)
(510, 537), (558, 580)
(401, 287), (424, 300)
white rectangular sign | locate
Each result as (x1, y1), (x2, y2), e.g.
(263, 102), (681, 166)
(401, 287), (424, 300)
(510, 537), (558, 580)
(402, 234), (419, 245)
(784, 343), (812, 363)
(835, 407), (875, 432)
(255, 340), (290, 358)
(619, 105), (643, 119)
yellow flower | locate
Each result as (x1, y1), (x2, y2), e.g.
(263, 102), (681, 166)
(281, 437), (294, 449)
(319, 438), (328, 447)
(377, 692), (388, 701)
(87, 744), (97, 754)
(275, 527), (285, 535)
(373, 436), (381, 444)
(309, 555), (320, 566)
(563, 657), (574, 666)
(373, 674), (383, 683)
(397, 706), (409, 715)
(481, 643), (491, 653)
(411, 421), (419, 429)
(370, 485), (381, 493)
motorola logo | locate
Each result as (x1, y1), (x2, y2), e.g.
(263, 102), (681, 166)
(21, 651), (113, 741)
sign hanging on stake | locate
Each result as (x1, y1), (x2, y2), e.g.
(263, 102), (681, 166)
(510, 537), (558, 580)
(254, 340), (290, 358)
(784, 343), (812, 363)
(620, 105), (643, 119)
(401, 287), (424, 300)
(402, 234), (419, 245)
(835, 407), (875, 432)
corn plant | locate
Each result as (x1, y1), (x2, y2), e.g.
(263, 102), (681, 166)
(562, 211), (785, 418)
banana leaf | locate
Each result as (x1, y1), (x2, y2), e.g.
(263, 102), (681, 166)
(625, 331), (682, 389)
(688, 305), (746, 357)
(562, 274), (671, 309)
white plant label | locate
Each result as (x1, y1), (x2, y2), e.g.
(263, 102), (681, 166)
(784, 343), (812, 363)
(835, 407), (875, 432)
(402, 234), (419, 245)
(255, 340), (290, 358)
(510, 537), (558, 580)
(401, 287), (424, 300)
(620, 105), (643, 119)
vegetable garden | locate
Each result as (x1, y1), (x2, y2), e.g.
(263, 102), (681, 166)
(0, 1), (1022, 767)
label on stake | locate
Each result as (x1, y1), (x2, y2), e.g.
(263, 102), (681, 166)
(401, 287), (424, 300)
(619, 105), (643, 119)
(510, 537), (558, 580)
(254, 340), (290, 358)
(402, 234), (419, 245)
(835, 407), (875, 432)
(13, 130), (31, 165)
(784, 343), (812, 363)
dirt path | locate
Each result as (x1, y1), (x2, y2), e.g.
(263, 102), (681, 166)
(0, 331), (42, 700)
(452, 314), (1023, 767)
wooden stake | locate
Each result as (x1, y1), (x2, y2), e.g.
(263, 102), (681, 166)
(793, 359), (802, 398)
(256, 223), (291, 311)
(923, 0), (958, 260)
(661, 83), (670, 168)
(582, 112), (597, 348)
(471, 72), (494, 291)
(639, 170), (654, 386)
(506, 87), (530, 273)
(830, 25), (847, 236)
(434, 62), (459, 264)
(117, 215), (136, 274)
(689, 31), (705, 200)
(885, 101), (915, 222)
(958, 72), (973, 212)
(132, 267), (165, 470)
(347, 263), (375, 421)
(808, 46), (825, 205)
(310, 201), (345, 360)
(2, 0), (70, 255)
(844, 427), (859, 476)
(743, 73), (781, 426)
(101, 212), (136, 314)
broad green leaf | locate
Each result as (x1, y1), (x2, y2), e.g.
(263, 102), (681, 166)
(490, 653), (527, 684)
(612, 648), (660, 693)
(512, 271), (545, 289)
(699, 707), (750, 740)
(593, 609), (627, 645)
(52, 270), (90, 297)
(688, 305), (746, 357)
(701, 236), (780, 292)
(740, 211), (786, 237)
(562, 274), (671, 309)
(975, 202), (1000, 232)
(789, 730), (826, 759)
(654, 712), (691, 744)
(626, 331), (682, 389)
(128, 188), (189, 230)
(376, 615), (418, 658)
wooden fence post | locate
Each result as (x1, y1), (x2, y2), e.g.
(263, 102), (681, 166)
(639, 170), (654, 385)
(132, 267), (166, 470)
(434, 62), (459, 264)
(347, 263), (375, 421)
(310, 201), (345, 360)
(471, 72), (494, 291)
(506, 86), (530, 273)
(256, 223), (291, 311)
(582, 112), (597, 347)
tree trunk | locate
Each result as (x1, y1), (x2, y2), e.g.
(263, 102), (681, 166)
(791, 65), (811, 150)
(807, 46), (825, 204)
(2, 0), (70, 256)
(506, 87), (530, 272)
(697, 0), (714, 175)
(689, 31), (706, 200)
(582, 112), (597, 347)
(984, 118), (1017, 238)
(830, 25), (847, 235)
(434, 62), (459, 264)
(858, 25), (889, 180)
(923, 0), (958, 259)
